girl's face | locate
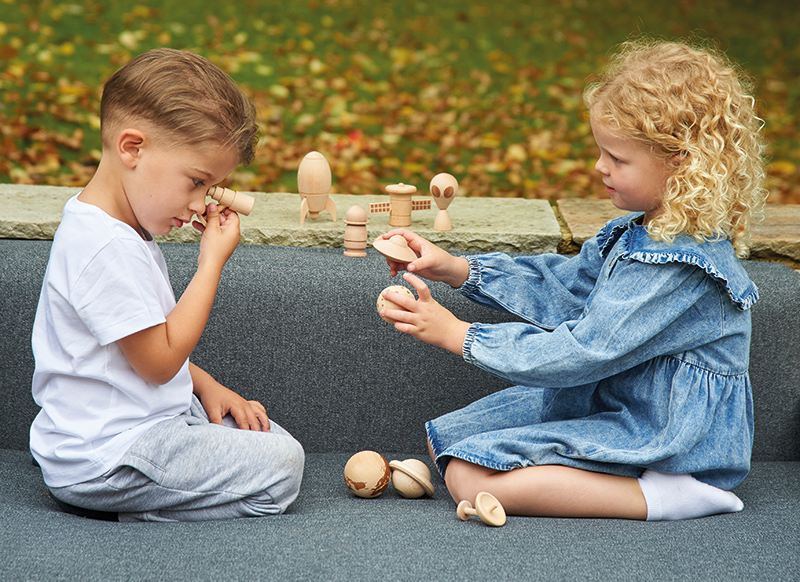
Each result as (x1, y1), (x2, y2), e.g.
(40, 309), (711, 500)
(125, 138), (239, 236)
(591, 119), (674, 224)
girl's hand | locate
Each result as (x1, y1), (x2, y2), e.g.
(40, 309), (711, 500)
(380, 272), (471, 355)
(377, 229), (470, 288)
(194, 203), (241, 271)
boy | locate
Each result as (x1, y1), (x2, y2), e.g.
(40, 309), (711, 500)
(30, 48), (304, 522)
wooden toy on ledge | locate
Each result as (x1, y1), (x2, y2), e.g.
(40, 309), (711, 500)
(194, 185), (255, 226)
(430, 173), (458, 231)
(369, 183), (431, 227)
(389, 459), (435, 498)
(297, 151), (337, 225)
(456, 492), (507, 527)
(343, 206), (369, 257)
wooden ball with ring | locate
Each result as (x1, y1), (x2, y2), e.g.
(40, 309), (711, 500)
(377, 285), (414, 324)
(456, 491), (507, 527)
(388, 459), (435, 498)
(344, 451), (391, 498)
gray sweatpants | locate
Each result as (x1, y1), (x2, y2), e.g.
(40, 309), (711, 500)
(50, 396), (304, 522)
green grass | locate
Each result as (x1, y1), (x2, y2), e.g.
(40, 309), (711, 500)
(1, 0), (798, 202)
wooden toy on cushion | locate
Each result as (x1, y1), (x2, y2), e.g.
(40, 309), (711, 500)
(368, 183), (431, 227)
(456, 492), (507, 527)
(298, 151), (337, 225)
(389, 459), (435, 498)
(195, 185), (255, 226)
(343, 205), (369, 257)
(377, 285), (414, 324)
(344, 451), (391, 498)
(430, 173), (458, 231)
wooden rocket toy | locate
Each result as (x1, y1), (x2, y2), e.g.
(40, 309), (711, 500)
(297, 151), (337, 225)
(195, 185), (255, 226)
(430, 173), (458, 231)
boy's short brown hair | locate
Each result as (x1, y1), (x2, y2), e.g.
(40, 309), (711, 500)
(100, 48), (258, 165)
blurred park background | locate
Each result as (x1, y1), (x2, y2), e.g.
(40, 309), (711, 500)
(1, 0), (798, 203)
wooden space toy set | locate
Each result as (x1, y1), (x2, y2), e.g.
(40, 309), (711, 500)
(343, 450), (506, 527)
(198, 152), (504, 526)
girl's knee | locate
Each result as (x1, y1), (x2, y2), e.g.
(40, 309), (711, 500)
(444, 458), (494, 503)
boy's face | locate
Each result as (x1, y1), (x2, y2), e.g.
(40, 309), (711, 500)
(125, 138), (239, 236)
(591, 119), (674, 224)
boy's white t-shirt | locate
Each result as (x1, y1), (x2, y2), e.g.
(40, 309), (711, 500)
(30, 195), (194, 488)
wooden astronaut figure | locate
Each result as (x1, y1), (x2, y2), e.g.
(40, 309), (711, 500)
(343, 205), (368, 257)
(298, 151), (337, 225)
(430, 173), (458, 231)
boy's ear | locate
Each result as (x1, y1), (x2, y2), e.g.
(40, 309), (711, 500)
(117, 128), (147, 169)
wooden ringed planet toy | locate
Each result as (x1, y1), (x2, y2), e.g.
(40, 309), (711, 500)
(389, 459), (435, 498)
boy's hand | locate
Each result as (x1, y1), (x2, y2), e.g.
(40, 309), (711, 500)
(197, 381), (271, 432)
(194, 203), (241, 271)
(380, 272), (471, 356)
(377, 229), (470, 289)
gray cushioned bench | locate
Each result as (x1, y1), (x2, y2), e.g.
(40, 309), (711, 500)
(1, 239), (798, 581)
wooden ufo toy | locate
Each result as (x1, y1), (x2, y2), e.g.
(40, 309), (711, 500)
(372, 234), (417, 263)
(456, 491), (507, 527)
(389, 459), (435, 498)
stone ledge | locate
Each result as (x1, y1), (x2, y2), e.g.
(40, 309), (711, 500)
(557, 198), (800, 269)
(0, 185), (561, 254)
(1, 184), (797, 267)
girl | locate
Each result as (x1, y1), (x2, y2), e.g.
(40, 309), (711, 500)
(378, 39), (767, 520)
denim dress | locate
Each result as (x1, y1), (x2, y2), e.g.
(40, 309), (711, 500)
(426, 213), (757, 490)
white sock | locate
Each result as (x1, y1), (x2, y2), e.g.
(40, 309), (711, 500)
(637, 470), (744, 521)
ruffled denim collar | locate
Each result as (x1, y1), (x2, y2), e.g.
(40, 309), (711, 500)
(596, 213), (759, 310)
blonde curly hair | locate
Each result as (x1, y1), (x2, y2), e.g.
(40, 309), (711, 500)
(584, 39), (768, 258)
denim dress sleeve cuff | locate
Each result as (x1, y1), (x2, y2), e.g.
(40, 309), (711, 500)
(458, 257), (482, 297)
(462, 322), (482, 363)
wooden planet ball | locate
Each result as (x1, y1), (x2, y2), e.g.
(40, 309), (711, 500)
(389, 459), (435, 498)
(377, 285), (414, 324)
(344, 451), (391, 498)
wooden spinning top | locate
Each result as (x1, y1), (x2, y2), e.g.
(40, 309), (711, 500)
(371, 235), (417, 263)
(389, 459), (435, 498)
(456, 492), (506, 527)
(377, 285), (414, 324)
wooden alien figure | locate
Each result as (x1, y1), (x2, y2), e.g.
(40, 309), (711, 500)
(430, 173), (458, 231)
(297, 151), (337, 225)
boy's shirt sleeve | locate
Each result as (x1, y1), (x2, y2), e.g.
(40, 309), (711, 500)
(459, 236), (605, 329)
(71, 238), (170, 347)
(462, 257), (731, 388)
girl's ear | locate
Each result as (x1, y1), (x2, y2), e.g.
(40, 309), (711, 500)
(117, 128), (147, 169)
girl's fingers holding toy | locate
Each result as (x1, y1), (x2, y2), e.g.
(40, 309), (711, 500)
(402, 272), (432, 301)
